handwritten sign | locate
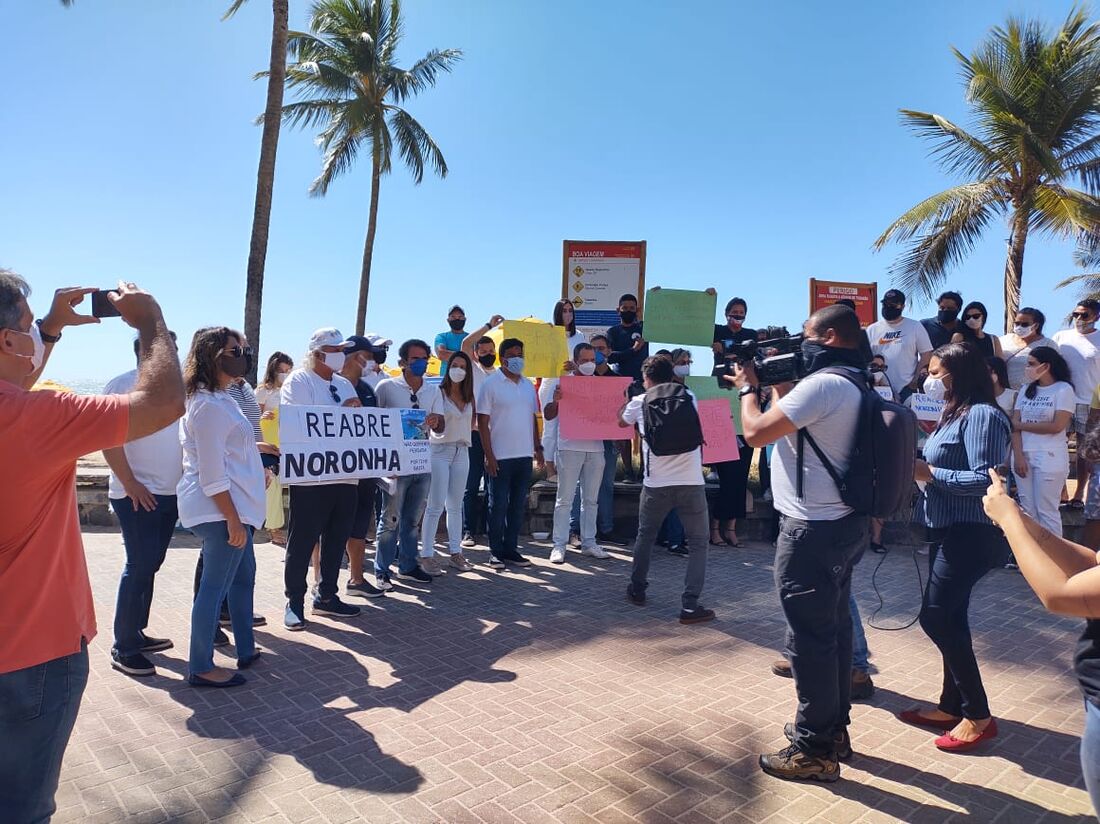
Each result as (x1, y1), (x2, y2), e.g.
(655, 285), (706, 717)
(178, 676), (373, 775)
(698, 398), (739, 464)
(488, 318), (568, 378)
(684, 376), (742, 434)
(279, 406), (430, 484)
(558, 375), (633, 441)
(910, 393), (945, 423)
(643, 288), (717, 346)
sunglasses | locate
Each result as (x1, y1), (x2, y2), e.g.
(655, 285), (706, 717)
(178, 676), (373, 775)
(726, 314), (746, 321)
(223, 346), (254, 358)
(1072, 311), (1094, 319)
(409, 392), (419, 409)
(964, 313), (983, 321)
(328, 384), (340, 404)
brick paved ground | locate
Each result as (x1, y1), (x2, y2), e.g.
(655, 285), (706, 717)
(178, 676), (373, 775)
(55, 527), (1095, 823)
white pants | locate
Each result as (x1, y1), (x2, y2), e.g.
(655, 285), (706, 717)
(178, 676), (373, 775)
(553, 448), (605, 550)
(1017, 448), (1069, 536)
(421, 443), (470, 556)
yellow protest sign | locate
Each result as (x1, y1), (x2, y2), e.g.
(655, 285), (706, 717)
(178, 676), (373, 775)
(487, 318), (569, 378)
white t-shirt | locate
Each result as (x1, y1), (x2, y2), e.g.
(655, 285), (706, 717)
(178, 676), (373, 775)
(565, 330), (587, 360)
(429, 393), (473, 447)
(280, 367), (358, 486)
(103, 370), (184, 499)
(996, 388), (1017, 416)
(539, 377), (602, 453)
(865, 317), (933, 396)
(772, 369), (862, 521)
(999, 334), (1058, 390)
(1053, 328), (1100, 404)
(255, 384), (281, 412)
(621, 392), (703, 488)
(1015, 381), (1076, 452)
(476, 370), (538, 460)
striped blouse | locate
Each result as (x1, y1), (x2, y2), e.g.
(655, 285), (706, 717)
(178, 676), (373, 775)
(922, 403), (1011, 528)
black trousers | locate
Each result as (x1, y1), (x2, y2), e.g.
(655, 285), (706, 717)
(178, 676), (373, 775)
(284, 484), (358, 607)
(712, 445), (754, 520)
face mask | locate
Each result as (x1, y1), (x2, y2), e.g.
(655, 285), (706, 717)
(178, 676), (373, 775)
(727, 315), (744, 328)
(619, 310), (637, 325)
(1076, 318), (1095, 333)
(505, 356), (525, 375)
(364, 359), (379, 373)
(478, 353), (496, 368)
(869, 364), (886, 373)
(594, 350), (607, 365)
(673, 364), (691, 377)
(937, 308), (959, 324)
(322, 351), (346, 372)
(923, 376), (947, 402)
(1014, 324), (1034, 338)
(220, 352), (251, 378)
(799, 339), (864, 374)
(1023, 365), (1044, 384)
(448, 367), (467, 382)
(372, 348), (388, 364)
(881, 305), (902, 322)
(408, 358), (428, 377)
(28, 323), (45, 371)
(448, 319), (465, 331)
(276, 372), (288, 386)
(965, 317), (983, 330)
(576, 361), (597, 376)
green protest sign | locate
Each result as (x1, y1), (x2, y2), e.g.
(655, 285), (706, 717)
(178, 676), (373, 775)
(643, 288), (716, 346)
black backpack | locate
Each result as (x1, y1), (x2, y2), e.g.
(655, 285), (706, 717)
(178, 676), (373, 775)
(797, 367), (916, 518)
(641, 383), (704, 474)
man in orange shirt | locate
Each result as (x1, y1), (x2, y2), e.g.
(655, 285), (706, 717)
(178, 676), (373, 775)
(0, 271), (184, 824)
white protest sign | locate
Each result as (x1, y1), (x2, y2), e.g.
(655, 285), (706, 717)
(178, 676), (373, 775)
(874, 386), (894, 401)
(278, 405), (430, 484)
(910, 393), (945, 423)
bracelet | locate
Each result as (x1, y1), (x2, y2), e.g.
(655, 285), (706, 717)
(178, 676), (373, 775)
(35, 319), (61, 344)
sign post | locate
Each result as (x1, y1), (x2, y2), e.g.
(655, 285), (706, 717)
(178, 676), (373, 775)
(563, 240), (646, 340)
(809, 279), (878, 327)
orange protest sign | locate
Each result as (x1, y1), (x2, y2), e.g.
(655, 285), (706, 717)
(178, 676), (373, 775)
(809, 279), (878, 327)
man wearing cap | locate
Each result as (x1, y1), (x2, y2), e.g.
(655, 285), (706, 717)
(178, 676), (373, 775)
(864, 289), (933, 402)
(279, 328), (363, 630)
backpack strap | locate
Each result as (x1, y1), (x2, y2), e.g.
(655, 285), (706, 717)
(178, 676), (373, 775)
(794, 367), (866, 501)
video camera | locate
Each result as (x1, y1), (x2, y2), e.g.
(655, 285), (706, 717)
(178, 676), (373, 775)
(726, 334), (807, 386)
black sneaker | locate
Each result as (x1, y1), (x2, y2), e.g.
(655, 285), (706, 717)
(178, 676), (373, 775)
(213, 628), (231, 647)
(850, 670), (875, 701)
(347, 580), (386, 598)
(284, 603), (307, 632)
(219, 610), (232, 626)
(667, 543), (689, 557)
(679, 607), (716, 625)
(396, 566), (432, 583)
(252, 613), (267, 627)
(375, 571), (394, 591)
(111, 650), (156, 677)
(221, 612), (267, 627)
(139, 633), (173, 653)
(597, 531), (628, 547)
(312, 597), (361, 617)
(501, 552), (531, 567)
(759, 744), (839, 782)
(870, 542), (887, 554)
(626, 584), (646, 606)
(783, 724), (853, 763)
(487, 555), (506, 570)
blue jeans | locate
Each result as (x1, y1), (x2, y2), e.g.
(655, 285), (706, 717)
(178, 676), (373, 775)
(0, 642), (89, 824)
(850, 593), (869, 674)
(376, 473), (431, 575)
(189, 521), (255, 674)
(658, 510), (685, 545)
(597, 441), (617, 533)
(111, 494), (178, 657)
(489, 457), (532, 557)
(1084, 700), (1100, 818)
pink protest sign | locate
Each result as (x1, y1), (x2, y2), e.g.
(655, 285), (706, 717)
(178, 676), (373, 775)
(559, 375), (634, 441)
(698, 398), (739, 464)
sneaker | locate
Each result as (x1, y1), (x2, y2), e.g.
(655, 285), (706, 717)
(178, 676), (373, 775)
(667, 543), (689, 557)
(139, 633), (173, 653)
(420, 557), (448, 577)
(252, 613), (267, 627)
(487, 555), (506, 569)
(501, 552), (531, 567)
(568, 532), (582, 548)
(218, 609), (232, 626)
(312, 597), (361, 617)
(758, 744), (839, 783)
(870, 542), (887, 554)
(851, 670), (875, 701)
(783, 724), (853, 763)
(771, 659), (792, 678)
(347, 580), (386, 599)
(111, 650), (156, 677)
(679, 607), (716, 625)
(549, 547), (567, 564)
(581, 544), (610, 559)
(626, 583), (646, 606)
(596, 531), (627, 546)
(284, 603), (307, 631)
(461, 533), (476, 548)
(375, 571), (394, 591)
(213, 628), (231, 647)
(396, 566), (433, 583)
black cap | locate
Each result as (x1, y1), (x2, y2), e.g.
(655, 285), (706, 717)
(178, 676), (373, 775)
(882, 289), (906, 305)
(344, 335), (373, 354)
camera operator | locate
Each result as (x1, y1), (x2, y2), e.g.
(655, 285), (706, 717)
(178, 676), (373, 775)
(732, 303), (868, 783)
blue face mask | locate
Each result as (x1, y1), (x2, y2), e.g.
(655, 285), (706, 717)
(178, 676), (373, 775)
(408, 358), (428, 377)
(594, 350), (606, 365)
(506, 356), (525, 375)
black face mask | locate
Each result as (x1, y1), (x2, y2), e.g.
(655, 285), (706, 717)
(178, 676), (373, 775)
(882, 305), (902, 322)
(219, 353), (251, 378)
(801, 339), (866, 375)
(372, 348), (388, 364)
(937, 308), (959, 324)
(448, 319), (465, 331)
(619, 310), (637, 325)
(478, 353), (496, 368)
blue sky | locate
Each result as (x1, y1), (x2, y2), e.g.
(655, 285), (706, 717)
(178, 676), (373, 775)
(1, 0), (1092, 384)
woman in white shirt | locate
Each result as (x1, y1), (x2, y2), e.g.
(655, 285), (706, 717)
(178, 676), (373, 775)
(1012, 346), (1076, 535)
(255, 352), (293, 546)
(546, 300), (588, 479)
(989, 357), (1016, 416)
(421, 351), (476, 572)
(178, 327), (267, 687)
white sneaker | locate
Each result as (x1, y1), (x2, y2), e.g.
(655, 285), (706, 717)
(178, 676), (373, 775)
(549, 547), (566, 564)
(582, 544), (609, 559)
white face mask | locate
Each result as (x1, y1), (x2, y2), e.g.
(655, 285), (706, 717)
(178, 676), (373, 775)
(28, 323), (45, 371)
(965, 317), (983, 330)
(1013, 324), (1034, 338)
(448, 367), (467, 382)
(673, 364), (691, 377)
(322, 351), (346, 371)
(1024, 365), (1045, 384)
(576, 361), (597, 376)
(275, 372), (288, 386)
(1076, 318), (1096, 334)
(923, 376), (947, 402)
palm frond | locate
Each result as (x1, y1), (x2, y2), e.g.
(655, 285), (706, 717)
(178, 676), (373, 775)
(388, 49), (464, 103)
(899, 110), (1008, 180)
(388, 107), (447, 182)
(1030, 183), (1100, 235)
(873, 182), (1002, 248)
(222, 0), (249, 21)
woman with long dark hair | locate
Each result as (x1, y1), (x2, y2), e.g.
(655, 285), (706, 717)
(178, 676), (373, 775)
(177, 327), (266, 687)
(950, 301), (1003, 359)
(1012, 346), (1075, 536)
(900, 343), (1011, 750)
(421, 350), (477, 572)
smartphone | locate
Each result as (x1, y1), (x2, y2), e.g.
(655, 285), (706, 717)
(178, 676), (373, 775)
(260, 452), (280, 474)
(91, 289), (121, 318)
(995, 464), (1011, 481)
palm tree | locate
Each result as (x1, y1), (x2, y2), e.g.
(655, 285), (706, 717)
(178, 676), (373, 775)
(227, 0), (290, 384)
(275, 0), (461, 334)
(874, 8), (1100, 331)
(1057, 231), (1100, 302)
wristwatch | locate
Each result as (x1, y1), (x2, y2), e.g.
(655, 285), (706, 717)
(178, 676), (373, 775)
(35, 319), (61, 344)
(738, 385), (757, 398)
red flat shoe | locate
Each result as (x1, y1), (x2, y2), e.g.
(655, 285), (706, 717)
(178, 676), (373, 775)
(897, 709), (960, 731)
(934, 718), (998, 752)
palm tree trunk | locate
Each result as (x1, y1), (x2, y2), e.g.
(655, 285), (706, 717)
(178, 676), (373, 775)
(242, 0), (289, 384)
(356, 152), (382, 336)
(1002, 207), (1029, 333)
